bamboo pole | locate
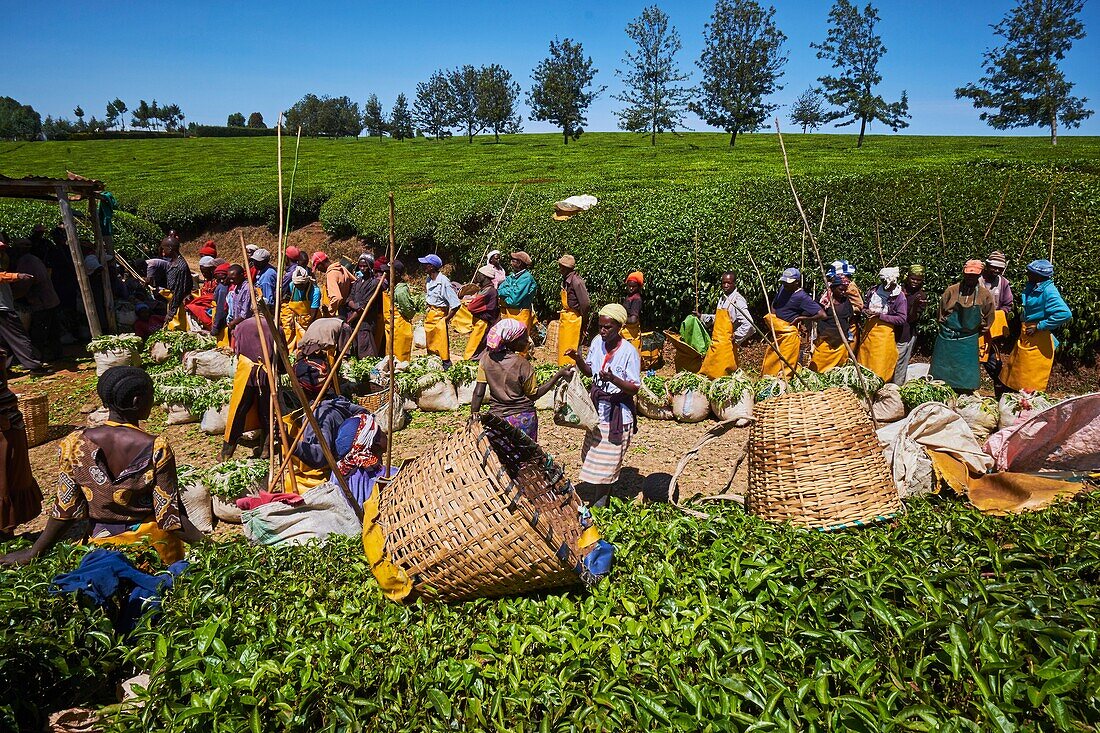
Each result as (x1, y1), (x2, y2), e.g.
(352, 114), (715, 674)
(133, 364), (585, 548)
(936, 191), (947, 259)
(818, 195), (828, 235)
(476, 182), (519, 268)
(773, 120), (871, 408)
(239, 234), (290, 485)
(983, 176), (1011, 242)
(385, 193), (397, 476)
(271, 114), (286, 481)
(89, 197), (117, 333)
(1049, 204), (1056, 264)
(57, 187), (102, 338)
(268, 277), (383, 488)
(885, 220), (933, 266)
(283, 126), (303, 244)
(874, 217), (885, 268)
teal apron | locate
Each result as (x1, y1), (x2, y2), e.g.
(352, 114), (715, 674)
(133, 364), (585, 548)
(929, 298), (983, 391)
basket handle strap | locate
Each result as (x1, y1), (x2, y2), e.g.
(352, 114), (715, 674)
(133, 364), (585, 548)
(667, 419), (752, 515)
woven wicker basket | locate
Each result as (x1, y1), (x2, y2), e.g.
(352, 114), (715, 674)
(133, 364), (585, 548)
(376, 412), (589, 601)
(356, 388), (390, 413)
(18, 394), (48, 447)
(747, 388), (900, 530)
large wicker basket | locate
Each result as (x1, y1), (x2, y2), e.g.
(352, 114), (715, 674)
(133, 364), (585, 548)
(356, 388), (389, 413)
(17, 394), (48, 447)
(543, 319), (560, 356)
(747, 388), (900, 530)
(374, 413), (591, 602)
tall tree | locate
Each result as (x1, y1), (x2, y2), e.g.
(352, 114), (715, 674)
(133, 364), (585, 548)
(161, 103), (185, 132)
(955, 0), (1091, 145)
(811, 0), (909, 148)
(476, 64), (522, 142)
(528, 38), (605, 145)
(0, 97), (42, 140)
(105, 98), (127, 130)
(389, 93), (415, 140)
(131, 100), (152, 130)
(613, 5), (694, 145)
(227, 112), (246, 127)
(449, 66), (485, 142)
(285, 94), (325, 136)
(247, 112), (266, 128)
(362, 94), (387, 138)
(691, 0), (788, 147)
(413, 71), (458, 139)
(73, 105), (86, 131)
(789, 87), (827, 132)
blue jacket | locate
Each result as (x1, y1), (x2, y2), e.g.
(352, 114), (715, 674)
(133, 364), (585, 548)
(498, 270), (537, 310)
(293, 396), (366, 469)
(1021, 279), (1071, 348)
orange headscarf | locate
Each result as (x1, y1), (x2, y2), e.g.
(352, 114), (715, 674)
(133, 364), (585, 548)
(626, 271), (644, 286)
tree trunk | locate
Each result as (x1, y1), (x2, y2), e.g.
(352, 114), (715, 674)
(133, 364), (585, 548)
(729, 129), (738, 147)
(494, 130), (500, 143)
(563, 127), (569, 145)
(1050, 113), (1058, 146)
(857, 117), (867, 148)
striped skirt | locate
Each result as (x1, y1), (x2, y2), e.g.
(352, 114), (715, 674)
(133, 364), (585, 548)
(578, 422), (632, 485)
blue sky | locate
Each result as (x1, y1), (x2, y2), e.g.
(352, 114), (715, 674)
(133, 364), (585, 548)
(5, 0), (1098, 136)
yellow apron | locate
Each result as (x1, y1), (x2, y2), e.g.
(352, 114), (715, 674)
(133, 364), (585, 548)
(558, 291), (584, 366)
(809, 338), (849, 372)
(280, 299), (313, 353)
(979, 310), (1009, 363)
(857, 316), (899, 382)
(761, 314), (801, 378)
(464, 318), (489, 360)
(166, 306), (189, 332)
(451, 302), (474, 335)
(280, 410), (328, 494)
(1001, 328), (1055, 392)
(362, 480), (413, 602)
(90, 521), (185, 565)
(383, 291), (414, 363)
(216, 328), (231, 348)
(500, 306), (533, 357)
(223, 355), (263, 442)
(622, 322), (642, 355)
(424, 305), (450, 361)
(699, 308), (739, 378)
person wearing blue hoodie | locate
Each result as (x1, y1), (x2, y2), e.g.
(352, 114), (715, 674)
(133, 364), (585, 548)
(1000, 259), (1072, 393)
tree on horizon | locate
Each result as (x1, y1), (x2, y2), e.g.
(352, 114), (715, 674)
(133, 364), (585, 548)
(790, 87), (827, 133)
(247, 112), (265, 129)
(528, 38), (605, 145)
(955, 0), (1092, 145)
(692, 0), (787, 147)
(227, 112), (245, 127)
(477, 64), (522, 142)
(613, 5), (694, 146)
(812, 0), (909, 148)
(413, 71), (458, 139)
(363, 94), (387, 138)
(389, 93), (415, 140)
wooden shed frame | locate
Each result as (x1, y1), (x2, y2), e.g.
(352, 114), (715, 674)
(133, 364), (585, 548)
(0, 172), (117, 337)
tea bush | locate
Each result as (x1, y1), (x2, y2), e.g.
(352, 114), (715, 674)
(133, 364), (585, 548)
(5, 495), (1099, 731)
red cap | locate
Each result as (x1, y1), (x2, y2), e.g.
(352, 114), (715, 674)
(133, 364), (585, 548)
(311, 251), (329, 268)
(286, 246), (301, 260)
(214, 262), (231, 275)
(199, 242), (217, 257)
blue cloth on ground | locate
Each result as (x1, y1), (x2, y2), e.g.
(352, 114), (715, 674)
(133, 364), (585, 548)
(49, 549), (188, 632)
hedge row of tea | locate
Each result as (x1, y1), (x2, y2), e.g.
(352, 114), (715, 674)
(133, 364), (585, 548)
(3, 496), (1099, 731)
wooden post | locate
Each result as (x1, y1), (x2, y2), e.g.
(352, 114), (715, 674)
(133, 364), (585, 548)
(56, 187), (102, 338)
(89, 196), (117, 333)
(385, 193), (397, 476)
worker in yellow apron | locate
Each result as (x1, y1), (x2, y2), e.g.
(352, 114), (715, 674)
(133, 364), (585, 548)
(280, 266), (319, 352)
(1000, 259), (1072, 393)
(762, 268), (824, 378)
(857, 268), (908, 382)
(382, 262), (415, 363)
(557, 255), (590, 365)
(699, 272), (753, 378)
(808, 278), (856, 373)
(498, 251), (537, 357)
(419, 254), (461, 363)
(462, 267), (499, 360)
(621, 271), (643, 354)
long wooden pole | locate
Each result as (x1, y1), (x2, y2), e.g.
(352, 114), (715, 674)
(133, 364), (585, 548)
(268, 278), (383, 484)
(385, 193), (397, 476)
(239, 234), (290, 485)
(885, 220), (933, 267)
(89, 197), (117, 333)
(283, 126), (303, 244)
(983, 176), (1011, 242)
(818, 195), (828, 235)
(57, 187), (102, 338)
(476, 182), (519, 269)
(1049, 204), (1056, 264)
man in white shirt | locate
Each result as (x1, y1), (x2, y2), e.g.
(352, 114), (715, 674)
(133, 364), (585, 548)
(699, 271), (754, 344)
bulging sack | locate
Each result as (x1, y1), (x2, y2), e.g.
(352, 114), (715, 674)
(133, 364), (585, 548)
(871, 383), (906, 423)
(553, 370), (600, 431)
(413, 323), (427, 349)
(417, 381), (459, 412)
(201, 405), (230, 435)
(212, 495), (243, 524)
(998, 391), (1053, 431)
(374, 397), (409, 433)
(148, 341), (172, 364)
(183, 349), (237, 379)
(94, 349), (140, 376)
(708, 390), (754, 423)
(672, 390), (710, 422)
(637, 384), (673, 421)
(241, 482), (362, 547)
(180, 480), (214, 534)
(166, 403), (199, 425)
(454, 382), (476, 406)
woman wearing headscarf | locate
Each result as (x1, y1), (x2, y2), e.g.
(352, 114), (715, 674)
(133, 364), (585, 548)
(929, 260), (996, 392)
(471, 319), (570, 440)
(557, 254), (590, 366)
(486, 250), (507, 287)
(185, 255), (220, 329)
(0, 367), (205, 566)
(0, 349), (40, 538)
(419, 254), (462, 365)
(1000, 259), (1071, 393)
(566, 304), (641, 507)
(978, 250), (1014, 374)
(809, 275), (857, 373)
(463, 266), (501, 360)
(280, 266), (321, 351)
(621, 271), (644, 354)
(380, 261), (415, 363)
(857, 267), (909, 382)
(346, 255), (384, 358)
(332, 413), (397, 506)
(286, 356), (367, 493)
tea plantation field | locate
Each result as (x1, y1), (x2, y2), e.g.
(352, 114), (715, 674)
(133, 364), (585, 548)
(1, 133), (1098, 359)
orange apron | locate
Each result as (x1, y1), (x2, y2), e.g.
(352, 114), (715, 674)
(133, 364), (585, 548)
(557, 290), (584, 366)
(761, 314), (800, 378)
(699, 307), (739, 378)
